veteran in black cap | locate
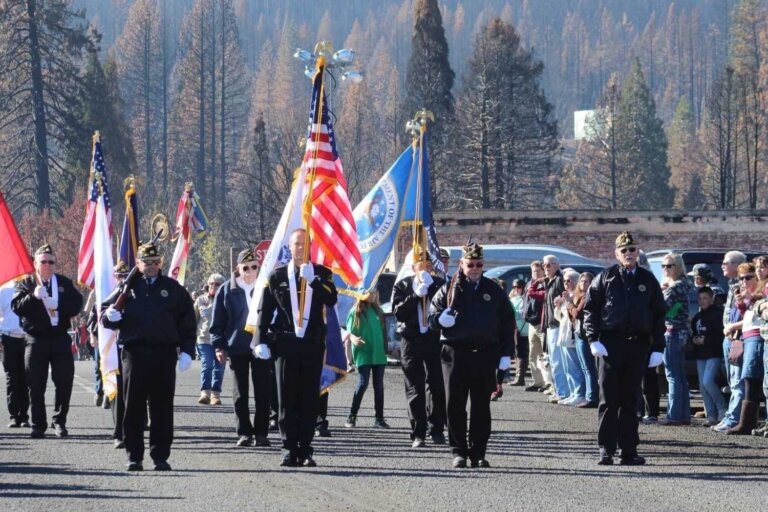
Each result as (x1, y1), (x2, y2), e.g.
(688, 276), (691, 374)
(428, 241), (516, 468)
(391, 246), (447, 447)
(583, 231), (666, 466)
(101, 241), (196, 471)
(11, 244), (83, 438)
(210, 247), (274, 448)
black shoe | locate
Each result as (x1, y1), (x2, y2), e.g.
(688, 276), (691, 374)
(53, 424), (68, 438)
(113, 439), (125, 449)
(236, 435), (253, 447)
(253, 435), (271, 447)
(430, 432), (446, 445)
(268, 419), (279, 432)
(373, 418), (390, 429)
(8, 421), (20, 428)
(411, 437), (425, 448)
(598, 454), (614, 465)
(524, 384), (542, 392)
(279, 455), (297, 467)
(126, 461), (143, 471)
(301, 456), (317, 467)
(619, 454), (646, 466)
(102, 398), (111, 410)
(153, 460), (172, 471)
(452, 456), (467, 468)
(94, 393), (103, 407)
(470, 459), (491, 468)
(30, 429), (45, 439)
(19, 421), (30, 428)
(315, 426), (332, 438)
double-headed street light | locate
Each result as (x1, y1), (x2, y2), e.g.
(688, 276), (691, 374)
(293, 41), (364, 83)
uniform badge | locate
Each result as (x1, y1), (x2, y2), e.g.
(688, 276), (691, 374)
(58, 286), (65, 293)
(160, 289), (169, 298)
(483, 293), (491, 301)
(638, 284), (647, 292)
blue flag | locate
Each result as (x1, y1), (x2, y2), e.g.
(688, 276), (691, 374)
(118, 181), (139, 268)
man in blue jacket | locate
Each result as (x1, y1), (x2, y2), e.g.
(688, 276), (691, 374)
(211, 248), (272, 448)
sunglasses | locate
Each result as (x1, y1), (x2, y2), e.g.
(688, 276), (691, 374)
(39, 260), (56, 265)
(465, 262), (484, 269)
(141, 259), (161, 266)
(738, 274), (756, 281)
(619, 247), (637, 254)
(661, 263), (675, 269)
(241, 264), (258, 271)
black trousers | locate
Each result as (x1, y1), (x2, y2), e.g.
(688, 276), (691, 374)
(441, 345), (496, 459)
(316, 392), (329, 429)
(122, 346), (176, 463)
(25, 335), (74, 431)
(274, 342), (324, 459)
(2, 335), (29, 423)
(401, 336), (445, 439)
(229, 353), (272, 437)
(597, 338), (647, 456)
(638, 363), (661, 418)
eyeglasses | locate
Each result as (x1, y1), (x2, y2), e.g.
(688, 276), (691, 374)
(140, 259), (161, 266)
(465, 262), (484, 269)
(738, 274), (756, 281)
(661, 263), (675, 269)
(39, 260), (56, 265)
(564, 279), (572, 284)
(543, 263), (554, 268)
(241, 264), (258, 271)
(208, 282), (221, 287)
(619, 247), (638, 254)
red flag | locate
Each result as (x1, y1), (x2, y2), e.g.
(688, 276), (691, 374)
(0, 190), (33, 284)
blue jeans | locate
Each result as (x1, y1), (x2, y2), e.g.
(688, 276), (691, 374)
(197, 344), (225, 392)
(350, 364), (385, 419)
(562, 345), (585, 399)
(663, 329), (690, 422)
(696, 358), (726, 421)
(576, 337), (599, 403)
(763, 342), (768, 402)
(93, 344), (102, 395)
(546, 328), (569, 397)
(723, 337), (744, 426)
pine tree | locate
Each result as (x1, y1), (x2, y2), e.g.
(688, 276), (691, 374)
(404, 0), (455, 208)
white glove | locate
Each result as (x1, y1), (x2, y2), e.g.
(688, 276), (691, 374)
(498, 356), (512, 371)
(438, 308), (456, 328)
(34, 285), (47, 300)
(299, 263), (315, 281)
(42, 296), (58, 310)
(418, 271), (433, 287)
(648, 351), (664, 368)
(254, 344), (271, 360)
(413, 280), (429, 297)
(105, 306), (122, 322)
(590, 341), (608, 357)
(177, 352), (192, 372)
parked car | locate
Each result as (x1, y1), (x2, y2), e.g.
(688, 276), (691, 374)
(483, 263), (606, 292)
(440, 244), (604, 277)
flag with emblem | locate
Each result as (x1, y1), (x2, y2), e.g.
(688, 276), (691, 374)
(118, 178), (139, 268)
(77, 132), (113, 288)
(168, 183), (209, 285)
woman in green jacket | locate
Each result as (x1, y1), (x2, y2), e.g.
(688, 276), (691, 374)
(345, 291), (390, 429)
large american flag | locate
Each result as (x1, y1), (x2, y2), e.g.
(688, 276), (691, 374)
(77, 134), (112, 288)
(303, 66), (362, 286)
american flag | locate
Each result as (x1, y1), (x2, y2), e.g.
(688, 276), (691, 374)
(77, 133), (112, 288)
(303, 67), (362, 286)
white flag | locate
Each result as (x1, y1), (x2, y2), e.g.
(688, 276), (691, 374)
(94, 195), (120, 400)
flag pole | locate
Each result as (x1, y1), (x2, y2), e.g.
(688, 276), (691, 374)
(298, 56), (327, 327)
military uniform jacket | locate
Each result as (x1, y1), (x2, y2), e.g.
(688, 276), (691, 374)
(391, 274), (445, 340)
(12, 274), (83, 340)
(257, 264), (337, 347)
(428, 274), (515, 355)
(583, 264), (666, 352)
(101, 273), (196, 357)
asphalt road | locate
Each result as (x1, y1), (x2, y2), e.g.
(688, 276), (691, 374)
(0, 361), (766, 511)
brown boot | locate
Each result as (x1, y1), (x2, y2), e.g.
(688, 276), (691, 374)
(198, 390), (211, 405)
(511, 359), (527, 386)
(726, 400), (758, 435)
(210, 391), (222, 405)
